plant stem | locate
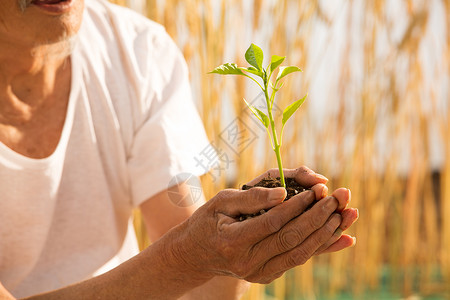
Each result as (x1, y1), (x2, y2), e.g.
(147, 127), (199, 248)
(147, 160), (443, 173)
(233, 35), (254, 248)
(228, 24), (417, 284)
(274, 144), (285, 188)
(263, 78), (286, 188)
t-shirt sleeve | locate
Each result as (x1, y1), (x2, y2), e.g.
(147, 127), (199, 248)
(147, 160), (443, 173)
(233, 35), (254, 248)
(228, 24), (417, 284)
(126, 28), (211, 207)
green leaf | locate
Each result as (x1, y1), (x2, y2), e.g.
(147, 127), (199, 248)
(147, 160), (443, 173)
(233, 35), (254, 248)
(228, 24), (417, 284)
(245, 44), (264, 71)
(243, 98), (269, 128)
(240, 66), (264, 78)
(270, 55), (285, 72)
(282, 94), (307, 126)
(253, 106), (270, 128)
(209, 63), (245, 75)
(276, 66), (302, 82)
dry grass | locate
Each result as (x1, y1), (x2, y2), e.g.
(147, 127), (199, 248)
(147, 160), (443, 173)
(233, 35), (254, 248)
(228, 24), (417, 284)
(122, 0), (450, 298)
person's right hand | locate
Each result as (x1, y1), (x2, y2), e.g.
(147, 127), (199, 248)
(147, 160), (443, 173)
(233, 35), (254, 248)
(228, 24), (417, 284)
(165, 166), (357, 284)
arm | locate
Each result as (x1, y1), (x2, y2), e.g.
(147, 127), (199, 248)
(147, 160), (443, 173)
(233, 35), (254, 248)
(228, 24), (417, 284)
(139, 181), (249, 300)
(21, 223), (215, 300)
(11, 166), (356, 300)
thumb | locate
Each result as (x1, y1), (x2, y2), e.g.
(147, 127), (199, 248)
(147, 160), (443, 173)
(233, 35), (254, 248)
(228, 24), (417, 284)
(217, 187), (287, 216)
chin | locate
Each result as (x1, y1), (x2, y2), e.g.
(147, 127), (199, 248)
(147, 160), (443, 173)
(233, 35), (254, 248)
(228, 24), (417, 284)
(26, 0), (84, 47)
(39, 19), (80, 45)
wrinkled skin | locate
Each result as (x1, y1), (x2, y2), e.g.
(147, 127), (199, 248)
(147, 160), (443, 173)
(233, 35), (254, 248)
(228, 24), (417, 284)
(167, 166), (358, 284)
(0, 0), (84, 47)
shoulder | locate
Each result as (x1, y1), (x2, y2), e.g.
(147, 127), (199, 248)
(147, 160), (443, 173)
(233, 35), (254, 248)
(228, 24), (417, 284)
(73, 0), (189, 135)
(81, 0), (174, 56)
(77, 0), (184, 84)
(83, 0), (164, 33)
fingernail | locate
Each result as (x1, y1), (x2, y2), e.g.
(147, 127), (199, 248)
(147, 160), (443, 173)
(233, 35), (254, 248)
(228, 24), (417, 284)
(351, 237), (357, 246)
(269, 187), (287, 201)
(314, 173), (328, 182)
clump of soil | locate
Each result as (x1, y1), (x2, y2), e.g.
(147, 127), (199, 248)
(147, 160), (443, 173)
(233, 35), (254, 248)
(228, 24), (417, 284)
(242, 176), (307, 200)
(239, 176), (310, 221)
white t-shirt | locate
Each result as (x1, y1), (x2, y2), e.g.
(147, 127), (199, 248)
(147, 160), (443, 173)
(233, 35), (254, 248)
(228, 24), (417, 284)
(0, 0), (210, 297)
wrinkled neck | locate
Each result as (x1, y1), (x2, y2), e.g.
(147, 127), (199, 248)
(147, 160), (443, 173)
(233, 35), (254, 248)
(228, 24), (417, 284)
(0, 36), (73, 113)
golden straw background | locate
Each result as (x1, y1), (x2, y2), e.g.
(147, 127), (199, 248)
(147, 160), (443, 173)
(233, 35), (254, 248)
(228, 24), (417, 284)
(110, 0), (450, 298)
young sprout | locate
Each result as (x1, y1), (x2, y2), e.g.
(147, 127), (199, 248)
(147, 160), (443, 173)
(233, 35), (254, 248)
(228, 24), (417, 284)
(209, 43), (307, 188)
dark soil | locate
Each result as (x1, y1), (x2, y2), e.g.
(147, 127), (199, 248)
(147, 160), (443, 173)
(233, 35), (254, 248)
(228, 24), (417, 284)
(242, 176), (307, 201)
(239, 176), (310, 221)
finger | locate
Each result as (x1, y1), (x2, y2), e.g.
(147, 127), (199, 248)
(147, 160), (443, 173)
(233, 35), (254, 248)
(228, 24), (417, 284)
(317, 234), (356, 254)
(314, 227), (343, 255)
(290, 166), (328, 187)
(245, 168), (284, 186)
(237, 190), (316, 242)
(255, 196), (339, 258)
(331, 188), (351, 212)
(313, 207), (358, 254)
(311, 183), (328, 200)
(245, 166), (328, 187)
(215, 188), (286, 216)
(339, 208), (359, 230)
(261, 213), (342, 275)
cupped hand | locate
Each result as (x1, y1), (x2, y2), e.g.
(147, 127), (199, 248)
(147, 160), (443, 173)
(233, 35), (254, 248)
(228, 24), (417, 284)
(171, 166), (358, 284)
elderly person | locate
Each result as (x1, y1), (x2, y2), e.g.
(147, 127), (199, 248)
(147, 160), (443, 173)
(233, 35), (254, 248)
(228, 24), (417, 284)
(0, 0), (358, 299)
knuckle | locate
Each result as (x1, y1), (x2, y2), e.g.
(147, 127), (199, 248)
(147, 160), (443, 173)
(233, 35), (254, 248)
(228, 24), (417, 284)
(211, 189), (233, 208)
(284, 251), (301, 268)
(277, 230), (303, 251)
(310, 234), (327, 250)
(307, 214), (323, 229)
(291, 247), (310, 266)
(215, 189), (234, 201)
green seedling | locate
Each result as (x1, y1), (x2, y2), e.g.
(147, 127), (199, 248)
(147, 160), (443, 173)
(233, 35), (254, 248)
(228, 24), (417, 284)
(210, 43), (307, 188)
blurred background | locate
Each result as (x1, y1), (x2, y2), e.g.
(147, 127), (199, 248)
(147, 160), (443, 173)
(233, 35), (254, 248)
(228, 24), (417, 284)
(112, 0), (449, 299)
